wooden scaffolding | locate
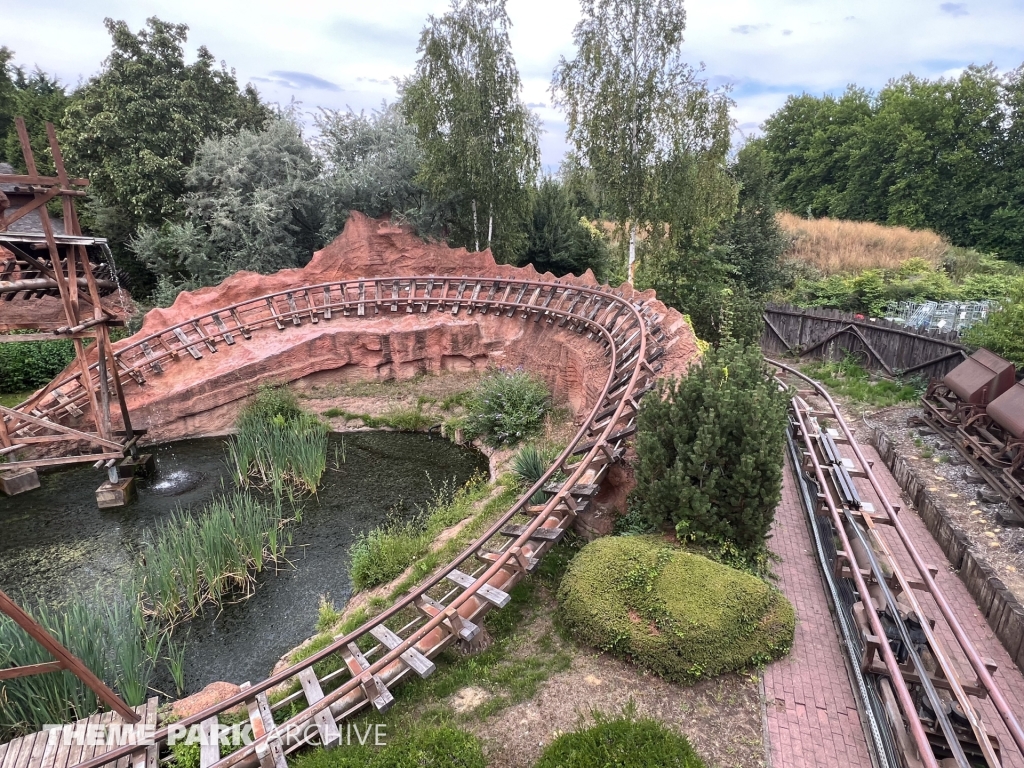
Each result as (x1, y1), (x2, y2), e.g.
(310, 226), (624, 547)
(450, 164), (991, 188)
(0, 118), (147, 505)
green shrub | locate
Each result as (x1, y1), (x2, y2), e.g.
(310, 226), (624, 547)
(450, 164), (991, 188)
(348, 475), (488, 591)
(535, 707), (706, 768)
(513, 444), (555, 504)
(289, 724), (485, 768)
(464, 368), (551, 447)
(631, 341), (788, 561)
(0, 337), (75, 393)
(963, 277), (1024, 370)
(557, 537), (794, 683)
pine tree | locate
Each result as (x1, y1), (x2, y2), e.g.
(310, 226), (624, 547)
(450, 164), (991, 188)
(632, 341), (789, 560)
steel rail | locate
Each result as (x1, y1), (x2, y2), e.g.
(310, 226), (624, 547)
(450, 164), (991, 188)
(67, 277), (660, 768)
(773, 358), (1024, 765)
(6, 277), (647, 431)
(783, 387), (941, 767)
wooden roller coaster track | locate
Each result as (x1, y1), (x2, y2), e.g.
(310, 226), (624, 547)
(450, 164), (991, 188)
(3, 275), (669, 768)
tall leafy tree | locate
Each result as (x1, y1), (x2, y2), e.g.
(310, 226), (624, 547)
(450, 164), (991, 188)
(0, 48), (17, 166)
(401, 0), (539, 262)
(313, 102), (439, 237)
(718, 140), (788, 295)
(552, 0), (733, 280)
(3, 68), (70, 176)
(61, 17), (271, 292)
(132, 116), (323, 304)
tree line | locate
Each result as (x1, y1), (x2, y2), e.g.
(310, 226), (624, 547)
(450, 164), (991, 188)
(758, 64), (1024, 264)
(1, 1), (786, 346)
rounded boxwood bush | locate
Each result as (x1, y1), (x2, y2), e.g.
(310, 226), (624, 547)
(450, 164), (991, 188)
(535, 711), (705, 768)
(557, 536), (794, 682)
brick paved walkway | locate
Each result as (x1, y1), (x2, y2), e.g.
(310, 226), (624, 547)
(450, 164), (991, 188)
(763, 442), (1024, 768)
(763, 458), (873, 768)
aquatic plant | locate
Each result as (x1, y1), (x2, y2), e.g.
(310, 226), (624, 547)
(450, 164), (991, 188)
(137, 492), (291, 623)
(0, 588), (157, 740)
(229, 386), (329, 494)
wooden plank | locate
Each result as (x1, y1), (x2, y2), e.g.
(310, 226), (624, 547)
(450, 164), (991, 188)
(172, 328), (202, 359)
(368, 625), (435, 678)
(341, 643), (395, 713)
(241, 683), (287, 768)
(445, 568), (511, 608)
(285, 293), (302, 326)
(421, 279), (433, 313)
(191, 321), (217, 353)
(500, 523), (564, 543)
(303, 289), (319, 323)
(199, 717), (219, 768)
(10, 733), (38, 768)
(466, 282), (482, 314)
(265, 298), (285, 330)
(211, 313), (235, 345)
(230, 309), (253, 339)
(297, 668), (341, 747)
(357, 282), (366, 316)
(322, 286), (332, 320)
(415, 595), (480, 642)
(451, 279), (467, 314)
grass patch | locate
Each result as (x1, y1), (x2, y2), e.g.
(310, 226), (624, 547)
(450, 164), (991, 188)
(324, 406), (436, 432)
(0, 390), (33, 409)
(349, 474), (491, 592)
(289, 723), (485, 768)
(558, 536), (794, 684)
(800, 358), (922, 407)
(535, 704), (707, 768)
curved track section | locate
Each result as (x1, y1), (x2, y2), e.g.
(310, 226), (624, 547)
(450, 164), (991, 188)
(41, 277), (669, 768)
(774, 359), (1024, 768)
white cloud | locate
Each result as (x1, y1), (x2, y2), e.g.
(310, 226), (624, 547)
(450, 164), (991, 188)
(3, 0), (1022, 167)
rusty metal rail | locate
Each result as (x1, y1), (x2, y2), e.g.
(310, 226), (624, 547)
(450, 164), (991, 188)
(35, 277), (668, 768)
(773, 359), (1024, 768)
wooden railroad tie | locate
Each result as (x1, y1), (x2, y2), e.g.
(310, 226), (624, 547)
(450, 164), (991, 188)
(415, 594), (480, 642)
(444, 568), (511, 608)
(341, 643), (394, 713)
(499, 523), (565, 543)
(368, 624), (436, 678)
(240, 682), (287, 768)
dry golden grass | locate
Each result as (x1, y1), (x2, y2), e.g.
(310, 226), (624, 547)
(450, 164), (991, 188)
(779, 212), (949, 275)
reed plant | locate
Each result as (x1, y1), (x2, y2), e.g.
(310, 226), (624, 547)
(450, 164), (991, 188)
(0, 588), (156, 740)
(137, 492), (290, 623)
(229, 387), (328, 494)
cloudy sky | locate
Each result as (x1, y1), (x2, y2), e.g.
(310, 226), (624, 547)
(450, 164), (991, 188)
(4, 0), (1024, 170)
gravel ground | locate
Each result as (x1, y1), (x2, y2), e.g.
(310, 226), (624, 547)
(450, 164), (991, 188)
(854, 403), (1024, 602)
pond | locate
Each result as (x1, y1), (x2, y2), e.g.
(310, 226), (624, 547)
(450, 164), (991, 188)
(0, 432), (488, 695)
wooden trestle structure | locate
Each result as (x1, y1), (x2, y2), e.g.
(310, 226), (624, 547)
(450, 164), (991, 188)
(16, 271), (669, 768)
(0, 119), (146, 504)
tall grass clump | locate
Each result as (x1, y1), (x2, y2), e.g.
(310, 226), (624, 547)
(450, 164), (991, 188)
(0, 589), (157, 740)
(464, 368), (550, 447)
(513, 444), (557, 504)
(229, 386), (328, 494)
(349, 474), (489, 590)
(779, 212), (948, 274)
(137, 492), (290, 623)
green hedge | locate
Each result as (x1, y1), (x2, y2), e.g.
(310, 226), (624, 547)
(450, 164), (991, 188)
(0, 337), (75, 393)
(535, 710), (706, 768)
(557, 537), (794, 683)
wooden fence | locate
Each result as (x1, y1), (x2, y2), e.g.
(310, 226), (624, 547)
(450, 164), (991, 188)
(761, 303), (970, 381)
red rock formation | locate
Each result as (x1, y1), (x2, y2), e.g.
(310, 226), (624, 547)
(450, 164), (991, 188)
(113, 212), (700, 445)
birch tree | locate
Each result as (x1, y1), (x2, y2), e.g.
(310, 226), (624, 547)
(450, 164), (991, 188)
(401, 0), (539, 262)
(552, 0), (732, 280)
